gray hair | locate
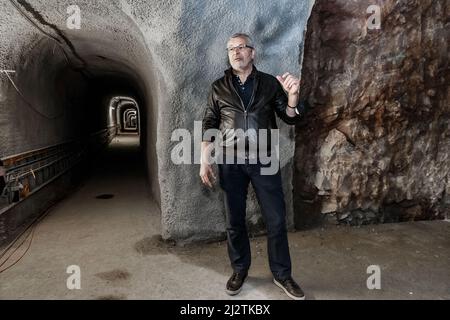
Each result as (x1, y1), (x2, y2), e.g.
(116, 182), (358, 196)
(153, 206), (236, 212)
(228, 33), (254, 48)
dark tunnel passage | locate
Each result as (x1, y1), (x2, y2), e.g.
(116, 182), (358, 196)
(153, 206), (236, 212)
(0, 2), (162, 246)
(0, 58), (158, 246)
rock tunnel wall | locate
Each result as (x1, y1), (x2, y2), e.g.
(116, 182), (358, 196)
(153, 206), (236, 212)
(0, 25), (86, 155)
(294, 0), (449, 228)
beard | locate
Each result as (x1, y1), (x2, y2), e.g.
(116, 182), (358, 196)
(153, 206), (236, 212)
(230, 58), (253, 71)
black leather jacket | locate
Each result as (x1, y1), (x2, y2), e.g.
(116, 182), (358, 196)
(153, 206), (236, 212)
(202, 66), (307, 157)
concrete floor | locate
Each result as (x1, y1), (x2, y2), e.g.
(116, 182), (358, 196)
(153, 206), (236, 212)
(0, 135), (449, 300)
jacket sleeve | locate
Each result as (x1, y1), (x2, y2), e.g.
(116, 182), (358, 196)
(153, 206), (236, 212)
(202, 86), (221, 142)
(273, 80), (307, 125)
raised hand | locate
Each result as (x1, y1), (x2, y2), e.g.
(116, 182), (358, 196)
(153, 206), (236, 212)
(276, 72), (301, 96)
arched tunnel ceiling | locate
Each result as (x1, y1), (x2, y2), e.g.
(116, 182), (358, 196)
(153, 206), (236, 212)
(4, 0), (153, 77)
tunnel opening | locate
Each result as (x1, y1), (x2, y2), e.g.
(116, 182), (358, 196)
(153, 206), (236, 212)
(109, 96), (141, 137)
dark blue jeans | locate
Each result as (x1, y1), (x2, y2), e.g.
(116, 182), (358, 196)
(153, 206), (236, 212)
(218, 161), (292, 280)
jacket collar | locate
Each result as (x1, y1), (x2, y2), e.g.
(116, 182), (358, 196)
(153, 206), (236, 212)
(225, 65), (258, 79)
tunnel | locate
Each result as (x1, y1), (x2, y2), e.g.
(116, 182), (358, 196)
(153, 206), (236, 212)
(0, 0), (163, 244)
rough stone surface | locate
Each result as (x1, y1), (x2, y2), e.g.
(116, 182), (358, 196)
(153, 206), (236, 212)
(294, 0), (449, 228)
(0, 1), (314, 242)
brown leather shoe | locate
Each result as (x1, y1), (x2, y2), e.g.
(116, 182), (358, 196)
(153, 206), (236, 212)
(273, 277), (305, 300)
(226, 272), (248, 296)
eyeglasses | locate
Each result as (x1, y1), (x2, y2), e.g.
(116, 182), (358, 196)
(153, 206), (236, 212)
(226, 44), (254, 53)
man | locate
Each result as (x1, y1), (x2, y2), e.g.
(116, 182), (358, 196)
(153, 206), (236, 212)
(200, 33), (307, 300)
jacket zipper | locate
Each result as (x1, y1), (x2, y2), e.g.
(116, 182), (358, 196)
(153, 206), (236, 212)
(246, 77), (258, 159)
(230, 74), (259, 159)
(230, 84), (248, 158)
(230, 84), (247, 128)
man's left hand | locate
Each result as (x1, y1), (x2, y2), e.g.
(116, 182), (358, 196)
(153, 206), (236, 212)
(276, 72), (301, 96)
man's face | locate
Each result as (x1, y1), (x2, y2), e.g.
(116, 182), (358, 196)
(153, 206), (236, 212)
(227, 37), (255, 71)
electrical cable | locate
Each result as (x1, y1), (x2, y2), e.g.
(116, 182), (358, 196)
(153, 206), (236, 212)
(2, 71), (66, 120)
(0, 225), (35, 273)
(0, 200), (56, 274)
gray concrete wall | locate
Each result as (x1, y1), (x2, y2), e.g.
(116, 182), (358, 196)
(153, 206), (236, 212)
(129, 0), (314, 242)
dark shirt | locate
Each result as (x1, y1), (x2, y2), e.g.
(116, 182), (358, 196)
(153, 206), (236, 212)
(232, 72), (255, 110)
